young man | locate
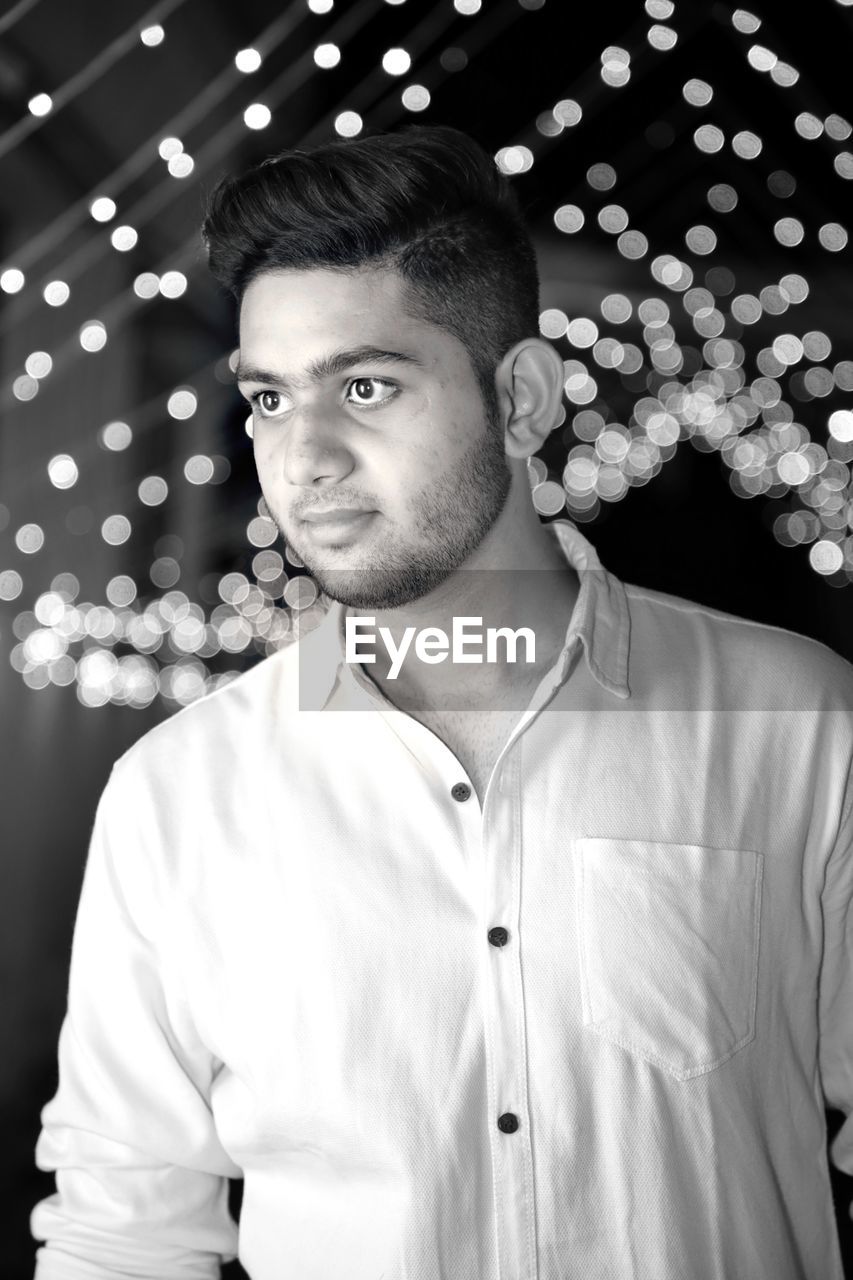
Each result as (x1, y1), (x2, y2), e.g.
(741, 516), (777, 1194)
(32, 125), (853, 1279)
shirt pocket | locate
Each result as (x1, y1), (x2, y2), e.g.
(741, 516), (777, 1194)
(574, 838), (763, 1081)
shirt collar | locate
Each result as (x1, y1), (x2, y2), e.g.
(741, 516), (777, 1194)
(294, 519), (631, 710)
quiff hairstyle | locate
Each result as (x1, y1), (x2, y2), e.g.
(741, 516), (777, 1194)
(202, 124), (541, 419)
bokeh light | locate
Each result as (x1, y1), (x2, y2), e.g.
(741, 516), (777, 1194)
(334, 111), (362, 137)
(28, 93), (53, 117)
(79, 321), (107, 351)
(243, 104), (272, 129)
(47, 455), (79, 489)
(43, 280), (70, 306)
(382, 48), (412, 75)
(235, 48), (262, 73)
(1, 268), (25, 293)
(110, 225), (138, 251)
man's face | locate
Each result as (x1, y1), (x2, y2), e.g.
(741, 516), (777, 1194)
(237, 266), (511, 609)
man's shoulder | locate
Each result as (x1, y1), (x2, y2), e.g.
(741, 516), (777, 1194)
(622, 578), (853, 712)
(112, 636), (307, 785)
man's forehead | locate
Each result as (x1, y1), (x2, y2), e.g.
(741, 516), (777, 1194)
(240, 263), (408, 317)
(237, 266), (448, 378)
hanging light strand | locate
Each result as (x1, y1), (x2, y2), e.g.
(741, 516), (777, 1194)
(0, 2), (309, 330)
(0, 0), (191, 164)
(0, 0), (43, 38)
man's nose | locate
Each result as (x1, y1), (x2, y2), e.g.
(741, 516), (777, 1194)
(280, 408), (354, 488)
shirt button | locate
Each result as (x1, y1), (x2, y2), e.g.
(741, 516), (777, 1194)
(451, 782), (471, 802)
(488, 926), (509, 947)
(497, 1112), (519, 1134)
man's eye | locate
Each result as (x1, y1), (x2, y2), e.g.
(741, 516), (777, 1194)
(251, 390), (288, 417)
(347, 377), (397, 407)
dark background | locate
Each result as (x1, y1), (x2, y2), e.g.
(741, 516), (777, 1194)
(1, 0), (852, 1276)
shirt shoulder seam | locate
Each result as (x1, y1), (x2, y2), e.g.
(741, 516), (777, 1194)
(623, 581), (849, 663)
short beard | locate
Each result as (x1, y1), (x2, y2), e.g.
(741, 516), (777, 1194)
(278, 400), (511, 611)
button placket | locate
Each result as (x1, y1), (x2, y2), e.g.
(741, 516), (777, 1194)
(480, 748), (538, 1279)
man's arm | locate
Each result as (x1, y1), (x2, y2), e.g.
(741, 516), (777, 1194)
(31, 763), (241, 1279)
(820, 757), (853, 1196)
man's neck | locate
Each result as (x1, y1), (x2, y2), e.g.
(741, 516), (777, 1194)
(348, 514), (580, 713)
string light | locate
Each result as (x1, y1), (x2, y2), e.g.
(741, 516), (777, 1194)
(167, 152), (195, 176)
(314, 43), (341, 68)
(159, 270), (188, 298)
(402, 84), (430, 111)
(43, 280), (70, 305)
(47, 455), (79, 489)
(382, 48), (412, 75)
(601, 46), (630, 87)
(90, 196), (117, 222)
(166, 388), (198, 419)
(683, 78), (713, 106)
(111, 225), (138, 251)
(694, 124), (725, 153)
(24, 351), (52, 378)
(243, 103), (272, 129)
(554, 205), (584, 232)
(184, 456), (215, 484)
(28, 94), (53, 117)
(826, 115), (852, 141)
(1, 268), (24, 293)
(732, 9), (761, 33)
(158, 136), (183, 159)
(0, 571), (23, 601)
(647, 25), (677, 50)
(489, 19), (853, 570)
(138, 476), (169, 505)
(0, 5), (312, 340)
(79, 321), (107, 352)
(99, 421), (133, 451)
(732, 130), (762, 159)
(334, 110), (362, 136)
(553, 99), (582, 126)
(539, 309), (569, 338)
(12, 375), (38, 401)
(15, 523), (44, 554)
(235, 48), (262, 73)
(140, 24), (165, 46)
(101, 515), (132, 545)
(133, 272), (160, 298)
(496, 145), (533, 173)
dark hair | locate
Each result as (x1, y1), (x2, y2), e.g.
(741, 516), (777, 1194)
(202, 124), (540, 417)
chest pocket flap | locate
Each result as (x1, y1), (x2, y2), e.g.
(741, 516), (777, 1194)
(574, 838), (763, 1081)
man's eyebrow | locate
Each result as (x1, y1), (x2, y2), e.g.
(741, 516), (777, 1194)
(236, 346), (426, 387)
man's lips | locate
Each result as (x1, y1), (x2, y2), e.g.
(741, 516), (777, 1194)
(298, 506), (376, 526)
(295, 508), (378, 544)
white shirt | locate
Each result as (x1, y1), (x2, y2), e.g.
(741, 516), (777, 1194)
(32, 520), (853, 1280)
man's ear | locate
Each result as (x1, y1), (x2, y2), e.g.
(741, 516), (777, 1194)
(495, 338), (566, 459)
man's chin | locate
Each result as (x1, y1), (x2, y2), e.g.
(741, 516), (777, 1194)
(310, 564), (454, 611)
(311, 572), (420, 611)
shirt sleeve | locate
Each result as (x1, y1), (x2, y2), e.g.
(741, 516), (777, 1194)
(819, 756), (853, 1184)
(30, 762), (242, 1280)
